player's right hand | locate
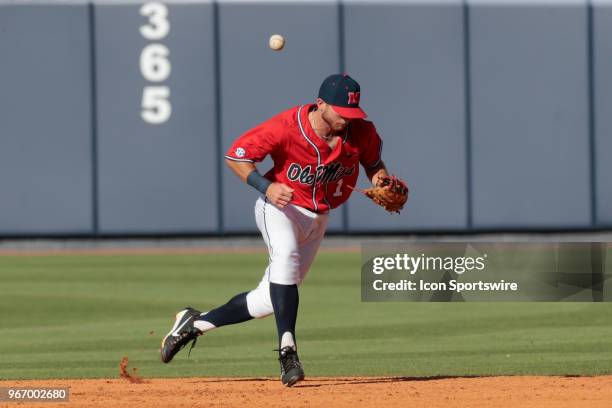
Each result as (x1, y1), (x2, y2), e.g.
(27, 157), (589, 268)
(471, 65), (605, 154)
(266, 183), (294, 208)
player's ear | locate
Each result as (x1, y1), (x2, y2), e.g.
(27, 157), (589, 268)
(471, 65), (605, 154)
(315, 98), (325, 109)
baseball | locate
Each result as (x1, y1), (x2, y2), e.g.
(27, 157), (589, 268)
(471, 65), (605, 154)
(269, 34), (285, 51)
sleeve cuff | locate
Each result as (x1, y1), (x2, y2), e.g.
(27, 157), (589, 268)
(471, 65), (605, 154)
(224, 155), (255, 163)
(365, 157), (382, 169)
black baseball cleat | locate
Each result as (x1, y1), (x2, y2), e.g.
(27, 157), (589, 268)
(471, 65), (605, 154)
(160, 307), (203, 363)
(278, 346), (305, 387)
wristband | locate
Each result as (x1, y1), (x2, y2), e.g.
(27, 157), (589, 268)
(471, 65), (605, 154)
(246, 169), (272, 195)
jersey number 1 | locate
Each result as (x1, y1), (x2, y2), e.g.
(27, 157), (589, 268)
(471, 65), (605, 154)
(333, 179), (344, 197)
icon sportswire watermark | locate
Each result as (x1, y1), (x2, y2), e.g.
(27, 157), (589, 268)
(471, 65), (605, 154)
(361, 242), (611, 302)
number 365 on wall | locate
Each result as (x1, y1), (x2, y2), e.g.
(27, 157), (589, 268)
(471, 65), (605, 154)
(140, 2), (171, 125)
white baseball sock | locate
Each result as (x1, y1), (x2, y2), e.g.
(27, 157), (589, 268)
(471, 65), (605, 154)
(193, 313), (216, 333)
(280, 331), (296, 350)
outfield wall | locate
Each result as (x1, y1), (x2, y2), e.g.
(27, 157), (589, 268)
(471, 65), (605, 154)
(0, 0), (609, 236)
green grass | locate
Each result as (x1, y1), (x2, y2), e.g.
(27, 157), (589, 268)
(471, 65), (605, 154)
(1, 251), (611, 380)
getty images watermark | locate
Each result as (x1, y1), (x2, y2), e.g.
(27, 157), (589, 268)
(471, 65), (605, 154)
(361, 243), (611, 302)
(371, 252), (517, 293)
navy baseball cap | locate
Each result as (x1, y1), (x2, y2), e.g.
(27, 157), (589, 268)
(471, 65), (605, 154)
(318, 74), (367, 119)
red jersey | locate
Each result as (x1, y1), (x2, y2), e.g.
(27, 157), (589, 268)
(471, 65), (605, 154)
(225, 104), (383, 213)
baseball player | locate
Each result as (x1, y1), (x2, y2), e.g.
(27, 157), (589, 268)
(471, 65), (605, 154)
(160, 74), (405, 386)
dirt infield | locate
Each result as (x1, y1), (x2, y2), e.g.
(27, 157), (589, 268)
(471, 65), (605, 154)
(1, 375), (611, 408)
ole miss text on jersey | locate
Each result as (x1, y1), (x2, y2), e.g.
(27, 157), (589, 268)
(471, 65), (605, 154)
(225, 104), (383, 213)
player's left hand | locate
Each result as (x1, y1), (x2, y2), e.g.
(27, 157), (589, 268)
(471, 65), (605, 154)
(362, 175), (408, 214)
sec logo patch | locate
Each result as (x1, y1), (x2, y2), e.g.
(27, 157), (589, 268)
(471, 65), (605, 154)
(235, 147), (246, 158)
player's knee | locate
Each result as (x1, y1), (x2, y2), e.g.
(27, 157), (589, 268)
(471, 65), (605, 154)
(269, 260), (301, 285)
(246, 288), (273, 319)
(272, 247), (300, 262)
(270, 249), (300, 272)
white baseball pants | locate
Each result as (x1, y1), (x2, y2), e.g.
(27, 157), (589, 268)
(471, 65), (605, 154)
(245, 196), (328, 318)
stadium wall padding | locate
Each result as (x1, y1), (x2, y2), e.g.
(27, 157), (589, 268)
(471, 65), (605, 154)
(0, 1), (94, 234)
(0, 0), (608, 236)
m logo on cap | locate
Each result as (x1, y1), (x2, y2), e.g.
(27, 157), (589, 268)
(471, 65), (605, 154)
(347, 91), (360, 105)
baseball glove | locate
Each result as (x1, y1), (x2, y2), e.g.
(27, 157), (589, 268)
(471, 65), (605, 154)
(360, 175), (409, 214)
